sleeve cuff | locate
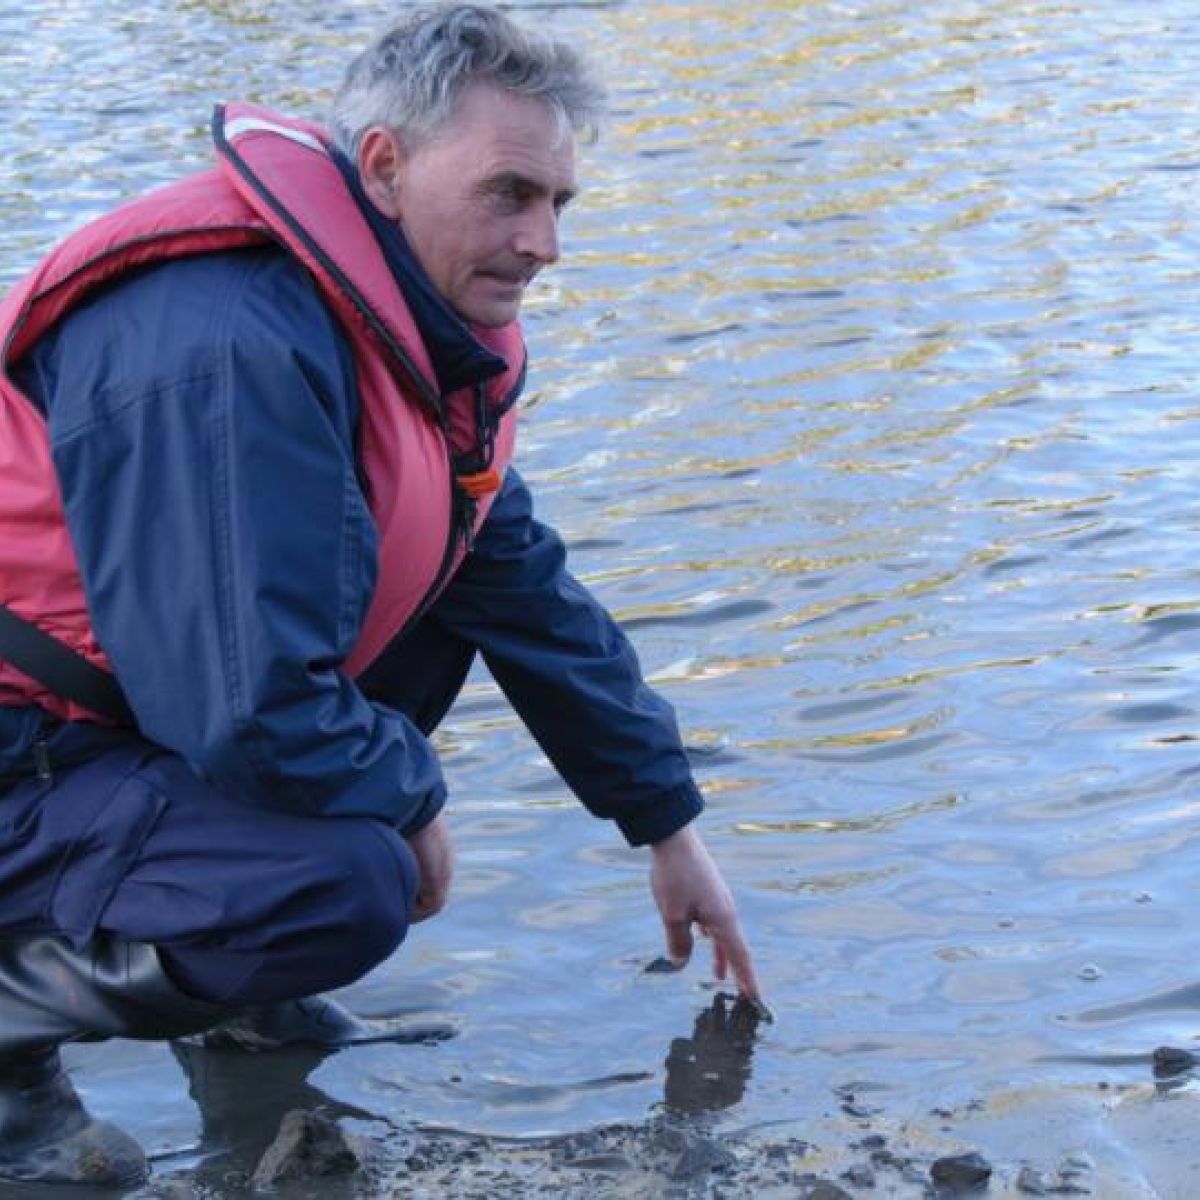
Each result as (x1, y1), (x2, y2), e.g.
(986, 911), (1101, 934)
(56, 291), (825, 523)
(615, 780), (705, 847)
(398, 780), (448, 839)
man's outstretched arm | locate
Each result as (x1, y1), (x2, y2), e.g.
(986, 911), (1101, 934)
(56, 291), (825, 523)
(427, 469), (761, 997)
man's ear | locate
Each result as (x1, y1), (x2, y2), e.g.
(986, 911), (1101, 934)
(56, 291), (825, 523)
(357, 126), (406, 218)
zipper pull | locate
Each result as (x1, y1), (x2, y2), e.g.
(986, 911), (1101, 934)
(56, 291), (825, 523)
(458, 487), (478, 552)
(33, 736), (54, 788)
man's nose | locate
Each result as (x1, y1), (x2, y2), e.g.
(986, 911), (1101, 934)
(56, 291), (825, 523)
(516, 204), (560, 265)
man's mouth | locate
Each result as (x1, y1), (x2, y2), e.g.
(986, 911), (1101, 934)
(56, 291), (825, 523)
(482, 268), (534, 288)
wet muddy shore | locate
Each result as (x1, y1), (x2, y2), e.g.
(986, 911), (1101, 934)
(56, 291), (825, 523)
(131, 1067), (1200, 1200)
(117, 1003), (1200, 1200)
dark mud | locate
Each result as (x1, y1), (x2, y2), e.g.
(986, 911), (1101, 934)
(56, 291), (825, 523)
(118, 1023), (1200, 1199)
(130, 1095), (1095, 1199)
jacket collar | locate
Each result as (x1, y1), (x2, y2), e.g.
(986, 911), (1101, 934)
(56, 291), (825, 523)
(332, 149), (507, 396)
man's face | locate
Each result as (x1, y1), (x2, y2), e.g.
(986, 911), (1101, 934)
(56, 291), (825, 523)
(371, 83), (578, 328)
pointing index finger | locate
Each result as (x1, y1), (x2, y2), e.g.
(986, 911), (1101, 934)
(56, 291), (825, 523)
(712, 918), (762, 1002)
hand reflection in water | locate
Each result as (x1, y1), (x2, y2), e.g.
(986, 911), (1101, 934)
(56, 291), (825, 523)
(663, 992), (768, 1116)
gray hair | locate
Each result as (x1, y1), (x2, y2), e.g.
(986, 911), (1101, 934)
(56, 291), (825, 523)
(330, 4), (606, 156)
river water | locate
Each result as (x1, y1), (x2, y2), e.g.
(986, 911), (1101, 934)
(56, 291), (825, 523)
(3, 1), (1199, 1196)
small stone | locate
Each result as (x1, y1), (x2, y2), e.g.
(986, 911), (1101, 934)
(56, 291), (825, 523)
(842, 1100), (878, 1118)
(251, 1110), (360, 1185)
(804, 1182), (853, 1200)
(1017, 1165), (1050, 1194)
(931, 1150), (993, 1188)
(741, 996), (776, 1023)
(645, 956), (685, 974)
(1152, 1045), (1197, 1077)
(842, 1162), (876, 1187)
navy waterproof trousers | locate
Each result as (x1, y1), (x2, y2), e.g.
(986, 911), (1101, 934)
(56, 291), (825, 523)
(0, 744), (418, 1006)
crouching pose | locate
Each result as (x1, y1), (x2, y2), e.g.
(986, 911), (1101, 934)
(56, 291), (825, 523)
(0, 3), (759, 1184)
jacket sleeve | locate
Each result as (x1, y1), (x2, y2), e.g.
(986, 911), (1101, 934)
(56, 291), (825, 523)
(29, 248), (445, 834)
(425, 468), (704, 846)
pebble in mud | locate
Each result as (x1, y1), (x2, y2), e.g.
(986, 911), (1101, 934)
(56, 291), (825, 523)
(1152, 1045), (1197, 1077)
(841, 1162), (876, 1187)
(930, 1150), (993, 1189)
(645, 956), (686, 974)
(852, 1132), (887, 1151)
(835, 1082), (884, 1120)
(251, 1109), (361, 1185)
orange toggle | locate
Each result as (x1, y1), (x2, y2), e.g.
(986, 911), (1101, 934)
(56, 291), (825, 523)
(457, 467), (503, 499)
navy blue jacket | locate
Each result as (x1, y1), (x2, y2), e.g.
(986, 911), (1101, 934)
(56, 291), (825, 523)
(4, 196), (702, 847)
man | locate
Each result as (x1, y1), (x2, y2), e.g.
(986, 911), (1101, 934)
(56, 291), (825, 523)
(0, 3), (760, 1186)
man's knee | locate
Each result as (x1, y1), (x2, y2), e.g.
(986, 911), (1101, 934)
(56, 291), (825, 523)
(156, 817), (419, 1007)
(316, 820), (418, 980)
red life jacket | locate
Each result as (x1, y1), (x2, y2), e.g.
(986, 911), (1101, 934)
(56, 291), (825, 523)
(0, 103), (521, 723)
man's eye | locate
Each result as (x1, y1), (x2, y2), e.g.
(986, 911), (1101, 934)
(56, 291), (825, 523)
(493, 181), (526, 211)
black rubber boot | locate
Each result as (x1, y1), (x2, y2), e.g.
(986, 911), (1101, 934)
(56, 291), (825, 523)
(0, 934), (231, 1188)
(199, 993), (455, 1051)
(0, 1047), (146, 1187)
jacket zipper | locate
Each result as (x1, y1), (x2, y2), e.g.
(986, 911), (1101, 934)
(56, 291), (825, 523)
(392, 472), (475, 641)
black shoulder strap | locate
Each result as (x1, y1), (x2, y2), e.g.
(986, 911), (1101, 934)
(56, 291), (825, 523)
(0, 603), (135, 726)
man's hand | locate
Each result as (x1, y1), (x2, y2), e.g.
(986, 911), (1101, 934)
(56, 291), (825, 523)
(650, 822), (761, 1000)
(407, 812), (455, 922)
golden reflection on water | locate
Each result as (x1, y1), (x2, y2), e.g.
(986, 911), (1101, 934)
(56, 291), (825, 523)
(736, 791), (960, 836)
